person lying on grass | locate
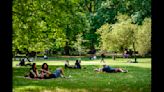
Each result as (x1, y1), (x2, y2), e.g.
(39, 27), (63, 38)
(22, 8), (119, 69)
(40, 63), (66, 79)
(39, 63), (66, 79)
(94, 64), (128, 73)
(40, 63), (51, 79)
(48, 67), (65, 78)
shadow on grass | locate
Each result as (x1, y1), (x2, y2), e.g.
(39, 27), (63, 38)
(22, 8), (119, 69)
(14, 86), (116, 92)
(13, 65), (151, 92)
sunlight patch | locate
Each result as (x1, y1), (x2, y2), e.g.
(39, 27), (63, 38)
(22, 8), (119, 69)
(14, 85), (45, 92)
(41, 88), (90, 92)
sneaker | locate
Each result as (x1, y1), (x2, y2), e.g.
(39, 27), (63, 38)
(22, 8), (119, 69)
(123, 70), (128, 73)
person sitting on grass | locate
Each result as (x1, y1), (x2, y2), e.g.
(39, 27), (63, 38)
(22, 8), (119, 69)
(29, 63), (40, 78)
(94, 64), (128, 73)
(65, 60), (84, 69)
(25, 64), (67, 79)
(40, 63), (51, 79)
(17, 58), (25, 66)
(74, 60), (81, 69)
(16, 58), (32, 66)
(24, 63), (40, 79)
(64, 60), (74, 69)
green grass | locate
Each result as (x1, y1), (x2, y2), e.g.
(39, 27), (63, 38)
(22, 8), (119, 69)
(13, 58), (151, 92)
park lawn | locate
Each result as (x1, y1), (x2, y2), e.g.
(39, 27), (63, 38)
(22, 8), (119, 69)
(13, 58), (151, 92)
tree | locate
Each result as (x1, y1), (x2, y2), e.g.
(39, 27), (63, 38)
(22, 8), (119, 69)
(12, 0), (88, 55)
(136, 18), (151, 56)
(97, 14), (136, 52)
(12, 0), (55, 53)
(97, 14), (151, 61)
(97, 14), (140, 62)
(72, 33), (88, 59)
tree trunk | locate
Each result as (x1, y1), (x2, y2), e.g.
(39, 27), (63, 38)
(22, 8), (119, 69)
(64, 42), (70, 55)
(112, 52), (116, 60)
(90, 38), (95, 50)
(112, 55), (115, 60)
(35, 52), (37, 61)
(64, 23), (70, 55)
(132, 42), (137, 63)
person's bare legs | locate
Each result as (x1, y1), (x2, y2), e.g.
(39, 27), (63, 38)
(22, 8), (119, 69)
(94, 68), (103, 72)
(115, 68), (124, 72)
(100, 58), (105, 63)
(60, 68), (64, 75)
(115, 68), (128, 73)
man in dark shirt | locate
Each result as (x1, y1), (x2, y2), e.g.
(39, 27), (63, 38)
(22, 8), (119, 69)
(100, 53), (105, 63)
(102, 65), (116, 73)
(94, 64), (128, 73)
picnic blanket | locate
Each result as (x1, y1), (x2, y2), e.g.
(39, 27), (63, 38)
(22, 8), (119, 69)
(15, 76), (71, 80)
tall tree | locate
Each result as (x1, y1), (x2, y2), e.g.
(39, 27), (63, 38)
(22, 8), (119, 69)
(13, 0), (87, 55)
(96, 14), (136, 52)
(136, 18), (151, 56)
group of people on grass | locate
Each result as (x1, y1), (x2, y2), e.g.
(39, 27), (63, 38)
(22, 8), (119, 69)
(24, 59), (128, 79)
(64, 60), (81, 69)
(18, 53), (105, 67)
(25, 63), (64, 79)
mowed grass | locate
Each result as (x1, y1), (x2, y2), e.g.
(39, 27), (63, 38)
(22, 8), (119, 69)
(13, 58), (151, 92)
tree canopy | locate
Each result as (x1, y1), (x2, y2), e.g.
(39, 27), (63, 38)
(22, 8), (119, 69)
(12, 0), (151, 56)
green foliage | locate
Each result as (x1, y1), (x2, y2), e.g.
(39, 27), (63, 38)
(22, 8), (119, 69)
(12, 0), (151, 55)
(12, 0), (87, 53)
(136, 18), (151, 55)
(97, 14), (151, 55)
(97, 14), (137, 52)
(72, 33), (89, 55)
(12, 0), (54, 52)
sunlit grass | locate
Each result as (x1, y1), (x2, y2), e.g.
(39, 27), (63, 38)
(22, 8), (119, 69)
(13, 58), (151, 92)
